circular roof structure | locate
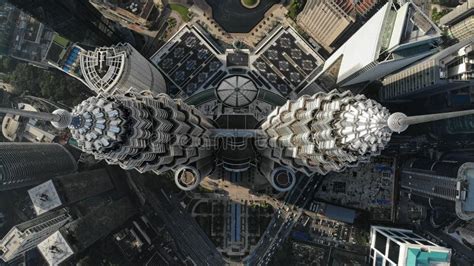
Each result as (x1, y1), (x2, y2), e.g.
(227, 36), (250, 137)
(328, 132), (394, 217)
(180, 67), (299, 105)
(216, 75), (258, 107)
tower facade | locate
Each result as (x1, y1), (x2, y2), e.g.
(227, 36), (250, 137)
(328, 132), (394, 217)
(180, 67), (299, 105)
(0, 208), (72, 262)
(401, 158), (474, 221)
(69, 92), (216, 190)
(317, 1), (441, 88)
(0, 143), (77, 191)
(257, 90), (391, 180)
(80, 43), (166, 95)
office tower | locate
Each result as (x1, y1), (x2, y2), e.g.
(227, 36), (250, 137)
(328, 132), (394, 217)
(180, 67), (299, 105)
(256, 89), (474, 191)
(80, 43), (167, 95)
(28, 168), (114, 215)
(296, 0), (355, 52)
(369, 226), (451, 266)
(7, 0), (124, 46)
(440, 0), (474, 42)
(38, 197), (136, 265)
(401, 158), (474, 221)
(381, 39), (473, 102)
(0, 208), (72, 263)
(0, 142), (77, 191)
(316, 1), (441, 89)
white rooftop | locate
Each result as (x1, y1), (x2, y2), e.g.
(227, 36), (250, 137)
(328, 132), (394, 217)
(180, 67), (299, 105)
(28, 180), (62, 216)
(37, 231), (74, 266)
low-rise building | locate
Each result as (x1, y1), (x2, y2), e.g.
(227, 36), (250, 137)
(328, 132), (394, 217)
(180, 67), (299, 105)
(2, 103), (56, 143)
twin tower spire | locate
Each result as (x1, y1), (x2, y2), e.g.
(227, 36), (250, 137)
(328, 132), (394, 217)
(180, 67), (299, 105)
(1, 90), (473, 191)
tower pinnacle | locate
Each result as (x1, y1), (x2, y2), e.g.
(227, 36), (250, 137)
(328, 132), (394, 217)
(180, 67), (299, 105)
(387, 109), (474, 133)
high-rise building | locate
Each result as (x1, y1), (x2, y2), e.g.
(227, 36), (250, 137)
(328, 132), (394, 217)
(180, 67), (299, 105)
(316, 1), (441, 89)
(28, 168), (115, 215)
(7, 0), (125, 46)
(401, 158), (474, 221)
(0, 142), (77, 191)
(256, 90), (391, 191)
(38, 197), (136, 265)
(440, 0), (474, 42)
(380, 38), (473, 102)
(369, 225), (451, 266)
(296, 0), (355, 53)
(0, 208), (73, 263)
(80, 43), (167, 95)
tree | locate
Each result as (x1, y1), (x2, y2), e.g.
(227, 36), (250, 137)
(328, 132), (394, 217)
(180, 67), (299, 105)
(7, 63), (91, 107)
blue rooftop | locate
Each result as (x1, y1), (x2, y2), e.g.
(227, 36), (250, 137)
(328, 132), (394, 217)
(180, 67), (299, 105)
(406, 248), (450, 266)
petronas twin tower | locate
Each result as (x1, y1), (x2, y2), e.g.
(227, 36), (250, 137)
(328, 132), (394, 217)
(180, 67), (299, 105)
(4, 87), (471, 192)
(2, 40), (474, 192)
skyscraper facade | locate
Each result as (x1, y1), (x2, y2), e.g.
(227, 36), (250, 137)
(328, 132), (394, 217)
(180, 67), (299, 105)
(316, 1), (441, 88)
(257, 90), (391, 177)
(80, 43), (167, 95)
(0, 208), (73, 262)
(0, 143), (77, 191)
(401, 158), (474, 220)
